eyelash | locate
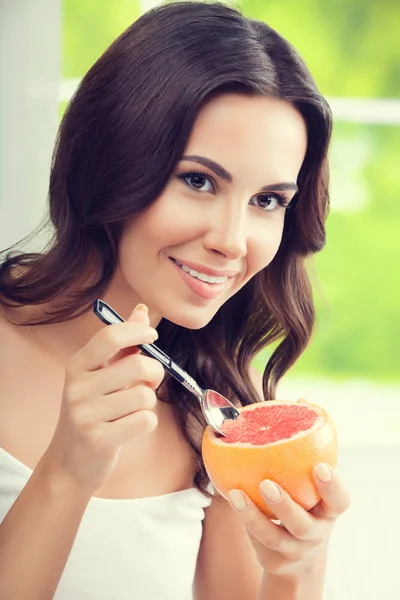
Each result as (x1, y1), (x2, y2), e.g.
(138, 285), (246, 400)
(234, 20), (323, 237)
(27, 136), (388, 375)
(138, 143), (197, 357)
(176, 171), (291, 213)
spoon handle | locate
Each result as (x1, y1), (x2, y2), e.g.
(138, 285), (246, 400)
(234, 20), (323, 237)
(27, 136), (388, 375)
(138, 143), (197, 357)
(93, 300), (204, 399)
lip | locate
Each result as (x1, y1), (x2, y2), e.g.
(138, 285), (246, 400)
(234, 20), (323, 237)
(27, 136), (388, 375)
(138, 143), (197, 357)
(170, 257), (239, 278)
(172, 260), (230, 300)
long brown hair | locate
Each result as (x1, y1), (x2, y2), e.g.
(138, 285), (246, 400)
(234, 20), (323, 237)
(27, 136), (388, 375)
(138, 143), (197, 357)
(0, 1), (331, 493)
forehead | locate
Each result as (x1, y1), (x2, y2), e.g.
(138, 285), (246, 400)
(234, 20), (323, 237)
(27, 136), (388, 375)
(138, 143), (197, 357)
(184, 93), (307, 182)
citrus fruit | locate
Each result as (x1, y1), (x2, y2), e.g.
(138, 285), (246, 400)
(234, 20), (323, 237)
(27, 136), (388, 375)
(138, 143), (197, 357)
(201, 400), (338, 518)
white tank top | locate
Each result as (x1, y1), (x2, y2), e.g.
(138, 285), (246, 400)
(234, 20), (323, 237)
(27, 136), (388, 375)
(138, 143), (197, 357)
(0, 446), (212, 600)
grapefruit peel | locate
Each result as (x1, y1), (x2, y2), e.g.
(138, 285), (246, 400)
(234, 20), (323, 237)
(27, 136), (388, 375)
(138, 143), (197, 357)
(201, 400), (338, 519)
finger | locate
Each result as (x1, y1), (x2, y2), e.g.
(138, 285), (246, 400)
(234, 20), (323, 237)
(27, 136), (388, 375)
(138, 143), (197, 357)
(228, 489), (309, 559)
(258, 480), (319, 541)
(107, 304), (151, 363)
(93, 353), (165, 395)
(89, 385), (157, 423)
(72, 314), (158, 372)
(105, 345), (140, 366)
(311, 463), (351, 519)
(111, 304), (153, 358)
(127, 303), (150, 323)
(108, 408), (158, 444)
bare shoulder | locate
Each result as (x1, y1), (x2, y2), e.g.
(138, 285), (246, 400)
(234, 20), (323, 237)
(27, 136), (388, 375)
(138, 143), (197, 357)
(0, 302), (22, 362)
(194, 494), (262, 600)
(0, 301), (40, 367)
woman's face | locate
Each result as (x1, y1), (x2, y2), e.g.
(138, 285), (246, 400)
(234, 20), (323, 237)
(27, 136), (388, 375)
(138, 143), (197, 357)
(116, 93), (307, 328)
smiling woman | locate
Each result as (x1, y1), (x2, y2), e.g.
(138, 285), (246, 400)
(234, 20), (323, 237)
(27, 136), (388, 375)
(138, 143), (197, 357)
(0, 2), (347, 600)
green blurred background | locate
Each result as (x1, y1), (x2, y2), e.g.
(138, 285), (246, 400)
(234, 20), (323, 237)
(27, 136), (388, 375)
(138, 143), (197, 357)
(62, 0), (400, 383)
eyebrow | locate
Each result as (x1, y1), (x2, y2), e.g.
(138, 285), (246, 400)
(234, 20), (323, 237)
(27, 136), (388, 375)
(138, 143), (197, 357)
(180, 154), (299, 193)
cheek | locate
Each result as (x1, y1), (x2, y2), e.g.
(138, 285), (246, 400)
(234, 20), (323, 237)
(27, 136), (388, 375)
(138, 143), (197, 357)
(138, 194), (199, 244)
(247, 219), (285, 275)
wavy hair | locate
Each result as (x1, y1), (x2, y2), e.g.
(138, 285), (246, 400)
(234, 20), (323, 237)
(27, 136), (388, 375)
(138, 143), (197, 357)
(0, 1), (332, 493)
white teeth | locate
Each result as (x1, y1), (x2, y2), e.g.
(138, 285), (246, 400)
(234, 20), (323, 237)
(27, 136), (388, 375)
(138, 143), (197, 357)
(174, 260), (227, 284)
(181, 264), (195, 275)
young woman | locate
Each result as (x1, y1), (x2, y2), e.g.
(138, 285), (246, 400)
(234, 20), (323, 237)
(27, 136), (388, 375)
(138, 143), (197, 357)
(0, 2), (350, 598)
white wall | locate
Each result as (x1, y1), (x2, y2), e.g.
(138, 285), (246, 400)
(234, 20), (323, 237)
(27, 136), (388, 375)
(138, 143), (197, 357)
(0, 0), (62, 251)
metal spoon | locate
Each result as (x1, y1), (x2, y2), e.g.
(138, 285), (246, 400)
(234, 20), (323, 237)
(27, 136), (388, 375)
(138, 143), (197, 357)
(93, 300), (241, 436)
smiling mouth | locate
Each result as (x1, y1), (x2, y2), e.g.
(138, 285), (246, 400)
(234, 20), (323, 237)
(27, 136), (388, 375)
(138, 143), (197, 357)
(170, 258), (228, 285)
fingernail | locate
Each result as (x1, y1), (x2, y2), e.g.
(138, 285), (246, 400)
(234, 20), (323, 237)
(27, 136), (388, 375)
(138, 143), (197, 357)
(315, 463), (332, 482)
(228, 490), (247, 511)
(150, 328), (158, 341)
(260, 480), (281, 502)
(135, 304), (148, 313)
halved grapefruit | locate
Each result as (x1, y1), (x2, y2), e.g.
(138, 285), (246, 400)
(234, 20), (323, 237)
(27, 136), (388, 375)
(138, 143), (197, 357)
(202, 400), (338, 518)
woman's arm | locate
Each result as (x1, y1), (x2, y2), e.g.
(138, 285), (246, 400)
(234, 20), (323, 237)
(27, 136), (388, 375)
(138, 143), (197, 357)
(0, 453), (91, 600)
(258, 547), (328, 600)
(193, 496), (329, 600)
(193, 495), (263, 600)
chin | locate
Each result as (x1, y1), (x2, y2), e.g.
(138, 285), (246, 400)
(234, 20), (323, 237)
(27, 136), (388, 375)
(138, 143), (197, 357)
(166, 307), (217, 330)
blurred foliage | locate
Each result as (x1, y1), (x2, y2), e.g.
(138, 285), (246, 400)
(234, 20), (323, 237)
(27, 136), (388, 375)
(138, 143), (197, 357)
(256, 125), (400, 381)
(62, 0), (140, 77)
(242, 0), (400, 97)
(62, 0), (399, 381)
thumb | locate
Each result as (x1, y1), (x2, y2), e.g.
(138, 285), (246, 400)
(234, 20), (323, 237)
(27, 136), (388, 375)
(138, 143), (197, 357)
(128, 303), (150, 324)
(111, 304), (151, 363)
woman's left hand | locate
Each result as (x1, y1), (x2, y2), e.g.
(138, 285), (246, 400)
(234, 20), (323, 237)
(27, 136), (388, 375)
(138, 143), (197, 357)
(227, 463), (350, 579)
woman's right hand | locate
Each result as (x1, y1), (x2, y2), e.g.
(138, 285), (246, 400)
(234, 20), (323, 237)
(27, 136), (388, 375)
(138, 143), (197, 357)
(42, 303), (164, 495)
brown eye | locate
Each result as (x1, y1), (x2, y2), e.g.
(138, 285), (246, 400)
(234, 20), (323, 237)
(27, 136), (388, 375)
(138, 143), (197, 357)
(189, 175), (208, 189)
(257, 195), (276, 209)
(177, 172), (215, 193)
(249, 193), (288, 213)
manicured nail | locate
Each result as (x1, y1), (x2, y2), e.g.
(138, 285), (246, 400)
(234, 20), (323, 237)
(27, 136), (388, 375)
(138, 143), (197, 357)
(228, 490), (247, 511)
(315, 463), (332, 483)
(150, 328), (158, 341)
(260, 480), (281, 502)
(135, 303), (148, 313)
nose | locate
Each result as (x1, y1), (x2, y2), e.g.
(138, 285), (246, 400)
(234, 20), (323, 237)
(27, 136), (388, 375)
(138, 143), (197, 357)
(203, 198), (248, 260)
